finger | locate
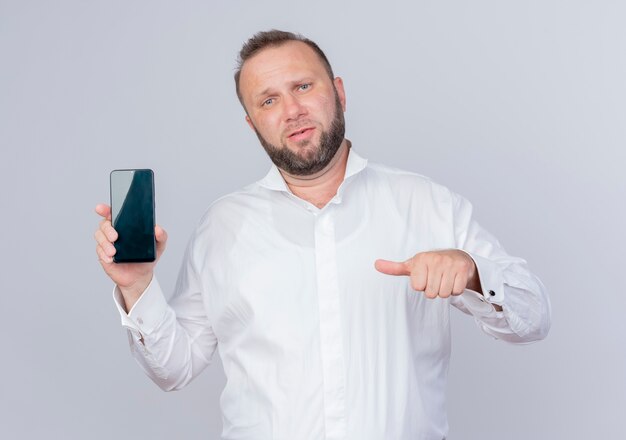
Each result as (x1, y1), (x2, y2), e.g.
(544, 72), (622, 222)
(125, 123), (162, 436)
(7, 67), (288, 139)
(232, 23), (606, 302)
(452, 273), (467, 295)
(409, 260), (428, 292)
(98, 219), (118, 242)
(95, 204), (111, 220)
(96, 243), (113, 264)
(94, 228), (109, 247)
(155, 225), (168, 258)
(375, 259), (410, 276)
(425, 267), (443, 299)
(94, 229), (116, 256)
(155, 225), (168, 244)
(438, 272), (455, 298)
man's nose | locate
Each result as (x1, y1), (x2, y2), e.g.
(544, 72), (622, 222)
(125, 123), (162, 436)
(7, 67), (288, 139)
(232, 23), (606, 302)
(283, 94), (307, 121)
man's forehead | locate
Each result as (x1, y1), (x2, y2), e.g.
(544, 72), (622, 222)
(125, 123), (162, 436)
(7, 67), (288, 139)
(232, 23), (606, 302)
(240, 41), (326, 82)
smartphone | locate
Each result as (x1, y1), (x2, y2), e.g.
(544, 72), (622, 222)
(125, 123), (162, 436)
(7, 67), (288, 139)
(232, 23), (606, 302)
(109, 169), (156, 263)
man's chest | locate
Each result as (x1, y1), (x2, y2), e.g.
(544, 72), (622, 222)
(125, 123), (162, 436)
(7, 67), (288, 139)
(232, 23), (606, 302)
(201, 196), (456, 347)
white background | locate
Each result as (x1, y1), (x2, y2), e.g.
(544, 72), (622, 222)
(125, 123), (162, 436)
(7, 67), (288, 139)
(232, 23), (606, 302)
(1, 1), (624, 438)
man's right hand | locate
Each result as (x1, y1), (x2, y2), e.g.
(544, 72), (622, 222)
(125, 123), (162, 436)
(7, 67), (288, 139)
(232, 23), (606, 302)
(94, 203), (168, 312)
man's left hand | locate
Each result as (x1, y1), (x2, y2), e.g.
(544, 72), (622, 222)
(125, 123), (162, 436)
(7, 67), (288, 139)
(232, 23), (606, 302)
(375, 249), (481, 298)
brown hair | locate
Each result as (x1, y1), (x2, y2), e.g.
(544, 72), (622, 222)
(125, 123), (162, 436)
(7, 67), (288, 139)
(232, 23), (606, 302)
(234, 30), (335, 107)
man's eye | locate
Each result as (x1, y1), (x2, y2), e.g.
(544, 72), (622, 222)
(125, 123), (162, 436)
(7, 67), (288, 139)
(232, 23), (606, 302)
(262, 98), (274, 106)
(298, 84), (311, 91)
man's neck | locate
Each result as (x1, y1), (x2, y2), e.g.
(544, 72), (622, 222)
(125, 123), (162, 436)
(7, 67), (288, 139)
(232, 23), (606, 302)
(280, 139), (350, 209)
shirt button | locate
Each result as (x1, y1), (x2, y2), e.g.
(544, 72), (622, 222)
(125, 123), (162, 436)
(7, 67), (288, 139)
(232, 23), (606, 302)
(489, 290), (496, 296)
(137, 317), (144, 325)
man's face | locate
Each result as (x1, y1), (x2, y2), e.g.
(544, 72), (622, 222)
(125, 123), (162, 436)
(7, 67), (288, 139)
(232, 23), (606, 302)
(239, 41), (347, 176)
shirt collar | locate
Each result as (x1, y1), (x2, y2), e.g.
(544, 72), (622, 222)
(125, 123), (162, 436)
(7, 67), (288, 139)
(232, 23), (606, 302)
(258, 143), (369, 193)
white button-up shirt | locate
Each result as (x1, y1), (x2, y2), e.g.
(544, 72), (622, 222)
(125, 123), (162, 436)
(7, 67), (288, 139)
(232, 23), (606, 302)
(113, 148), (551, 440)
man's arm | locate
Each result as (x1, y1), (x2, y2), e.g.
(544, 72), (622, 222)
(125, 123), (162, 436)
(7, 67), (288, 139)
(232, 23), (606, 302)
(450, 192), (551, 342)
(374, 193), (550, 343)
(95, 204), (218, 390)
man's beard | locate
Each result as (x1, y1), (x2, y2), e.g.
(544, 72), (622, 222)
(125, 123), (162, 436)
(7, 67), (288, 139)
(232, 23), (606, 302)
(252, 91), (345, 176)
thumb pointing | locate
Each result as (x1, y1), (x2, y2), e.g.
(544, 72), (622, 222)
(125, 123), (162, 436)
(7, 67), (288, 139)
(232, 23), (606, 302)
(374, 259), (410, 276)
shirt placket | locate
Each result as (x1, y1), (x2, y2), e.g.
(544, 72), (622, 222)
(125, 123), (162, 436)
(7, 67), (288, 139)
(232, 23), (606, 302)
(314, 209), (347, 439)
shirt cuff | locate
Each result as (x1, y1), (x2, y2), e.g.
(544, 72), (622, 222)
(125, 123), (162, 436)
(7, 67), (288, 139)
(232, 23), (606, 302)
(112, 277), (169, 335)
(458, 250), (505, 305)
(458, 289), (497, 316)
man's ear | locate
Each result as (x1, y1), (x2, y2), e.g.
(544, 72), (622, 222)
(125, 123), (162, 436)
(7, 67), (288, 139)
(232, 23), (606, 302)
(333, 77), (347, 112)
(245, 115), (256, 132)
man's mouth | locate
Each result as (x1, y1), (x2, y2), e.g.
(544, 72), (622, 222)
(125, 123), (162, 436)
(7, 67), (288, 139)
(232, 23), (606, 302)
(288, 127), (315, 140)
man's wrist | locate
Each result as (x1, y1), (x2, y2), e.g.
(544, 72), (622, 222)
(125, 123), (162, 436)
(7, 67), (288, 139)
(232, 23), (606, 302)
(462, 252), (482, 294)
(119, 275), (153, 312)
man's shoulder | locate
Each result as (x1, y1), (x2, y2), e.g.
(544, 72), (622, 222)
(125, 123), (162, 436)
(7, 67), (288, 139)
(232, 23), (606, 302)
(364, 161), (454, 200)
(196, 182), (263, 223)
(366, 161), (431, 182)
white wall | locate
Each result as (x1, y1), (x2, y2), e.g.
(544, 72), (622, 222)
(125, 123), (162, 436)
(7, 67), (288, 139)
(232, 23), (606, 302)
(1, 1), (624, 438)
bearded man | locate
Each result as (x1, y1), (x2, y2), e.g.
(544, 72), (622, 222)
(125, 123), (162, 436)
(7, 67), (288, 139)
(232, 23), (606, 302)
(94, 30), (551, 440)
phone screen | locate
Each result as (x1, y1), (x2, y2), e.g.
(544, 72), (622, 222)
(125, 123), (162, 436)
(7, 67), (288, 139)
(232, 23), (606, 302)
(110, 169), (156, 263)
